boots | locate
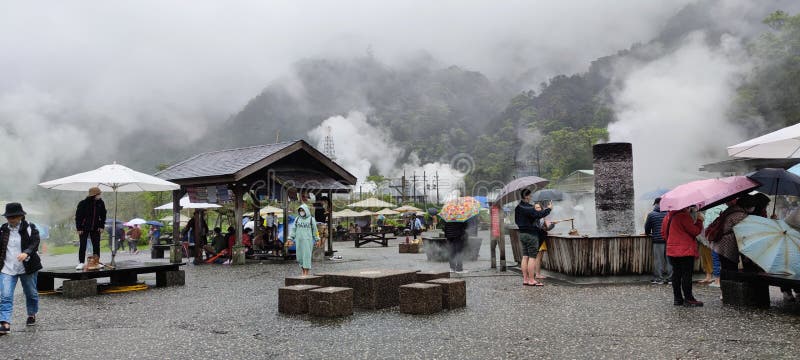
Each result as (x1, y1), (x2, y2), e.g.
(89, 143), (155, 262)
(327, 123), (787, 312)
(84, 255), (101, 271)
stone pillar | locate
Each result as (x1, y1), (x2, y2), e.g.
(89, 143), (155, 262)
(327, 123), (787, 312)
(593, 143), (635, 235)
(63, 279), (98, 298)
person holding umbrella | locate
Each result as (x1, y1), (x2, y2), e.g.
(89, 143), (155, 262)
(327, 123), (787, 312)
(662, 205), (704, 307)
(74, 187), (106, 270)
(0, 203), (42, 334)
(515, 189), (551, 286)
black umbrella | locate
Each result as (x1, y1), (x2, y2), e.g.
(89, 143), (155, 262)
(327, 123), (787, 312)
(531, 189), (564, 202)
(494, 176), (550, 206)
(746, 168), (800, 216)
(427, 208), (439, 215)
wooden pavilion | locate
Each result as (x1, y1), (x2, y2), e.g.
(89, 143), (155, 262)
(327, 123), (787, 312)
(155, 140), (356, 264)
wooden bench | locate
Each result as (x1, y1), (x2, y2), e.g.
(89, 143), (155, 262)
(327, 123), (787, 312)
(353, 232), (395, 248)
(721, 270), (800, 308)
(38, 260), (186, 297)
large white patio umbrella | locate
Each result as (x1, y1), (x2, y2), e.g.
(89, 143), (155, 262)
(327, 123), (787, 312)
(347, 197), (396, 208)
(154, 196), (221, 210)
(728, 123), (800, 158)
(39, 162), (180, 267)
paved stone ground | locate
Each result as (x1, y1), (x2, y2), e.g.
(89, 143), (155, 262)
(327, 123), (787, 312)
(1, 233), (798, 359)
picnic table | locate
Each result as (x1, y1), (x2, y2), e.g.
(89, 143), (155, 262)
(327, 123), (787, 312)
(353, 232), (394, 248)
(38, 260), (185, 297)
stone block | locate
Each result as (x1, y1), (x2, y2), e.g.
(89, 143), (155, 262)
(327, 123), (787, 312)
(426, 278), (466, 309)
(400, 283), (442, 315)
(322, 269), (417, 309)
(285, 275), (325, 287)
(156, 270), (185, 287)
(721, 280), (770, 308)
(63, 279), (98, 298)
(415, 271), (450, 282)
(308, 287), (353, 317)
(279, 285), (321, 314)
(399, 243), (420, 253)
(312, 248), (326, 261)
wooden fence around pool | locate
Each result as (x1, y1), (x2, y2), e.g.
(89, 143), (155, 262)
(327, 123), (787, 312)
(542, 235), (653, 276)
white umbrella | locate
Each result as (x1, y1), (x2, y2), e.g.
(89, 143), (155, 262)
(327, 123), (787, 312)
(126, 218), (147, 226)
(728, 123), (800, 158)
(154, 196), (221, 210)
(39, 162), (180, 267)
(347, 197), (396, 208)
(259, 205), (284, 216)
(333, 209), (362, 218)
(376, 208), (400, 216)
(394, 205), (423, 213)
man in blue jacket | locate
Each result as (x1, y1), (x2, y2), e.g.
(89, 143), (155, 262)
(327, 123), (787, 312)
(645, 197), (671, 284)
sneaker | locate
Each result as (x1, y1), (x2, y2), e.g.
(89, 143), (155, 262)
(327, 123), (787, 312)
(76, 263), (85, 270)
(26, 316), (35, 326)
(455, 270), (468, 274)
(650, 279), (661, 284)
(783, 292), (796, 302)
(708, 281), (720, 288)
(684, 299), (704, 307)
(662, 280), (672, 285)
(673, 299), (684, 306)
(0, 322), (9, 335)
(449, 269), (456, 273)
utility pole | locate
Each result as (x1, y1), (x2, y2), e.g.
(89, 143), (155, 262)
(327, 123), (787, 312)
(401, 172), (407, 203)
(435, 172), (440, 205)
(423, 171), (427, 210)
(412, 172), (417, 204)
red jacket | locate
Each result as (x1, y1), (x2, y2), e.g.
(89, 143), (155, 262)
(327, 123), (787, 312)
(662, 211), (703, 258)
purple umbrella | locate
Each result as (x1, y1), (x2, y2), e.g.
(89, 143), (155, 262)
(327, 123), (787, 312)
(493, 176), (550, 206)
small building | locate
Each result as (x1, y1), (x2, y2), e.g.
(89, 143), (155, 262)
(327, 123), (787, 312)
(554, 170), (594, 195)
(156, 140), (356, 264)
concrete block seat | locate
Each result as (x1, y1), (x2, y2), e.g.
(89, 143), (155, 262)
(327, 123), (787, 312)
(320, 269), (417, 309)
(415, 271), (450, 283)
(279, 285), (322, 314)
(426, 278), (466, 309)
(399, 283), (442, 315)
(285, 275), (325, 287)
(307, 287), (354, 317)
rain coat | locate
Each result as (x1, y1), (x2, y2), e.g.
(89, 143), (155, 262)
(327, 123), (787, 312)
(290, 204), (319, 269)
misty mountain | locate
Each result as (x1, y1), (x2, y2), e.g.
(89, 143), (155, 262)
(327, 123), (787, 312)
(207, 55), (514, 167)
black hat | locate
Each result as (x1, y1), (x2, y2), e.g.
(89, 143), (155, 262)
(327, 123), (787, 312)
(2, 202), (26, 217)
(653, 197), (662, 205)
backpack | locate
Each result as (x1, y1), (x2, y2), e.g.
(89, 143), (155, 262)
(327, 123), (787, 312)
(704, 209), (745, 242)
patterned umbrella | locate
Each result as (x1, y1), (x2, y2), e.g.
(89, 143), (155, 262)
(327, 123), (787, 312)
(439, 196), (481, 223)
(734, 216), (800, 275)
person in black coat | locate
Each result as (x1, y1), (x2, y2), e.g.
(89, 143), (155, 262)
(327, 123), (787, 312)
(75, 187), (107, 269)
(0, 203), (42, 334)
(443, 221), (467, 273)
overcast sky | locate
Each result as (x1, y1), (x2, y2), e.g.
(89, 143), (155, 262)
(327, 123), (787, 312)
(0, 1), (691, 115)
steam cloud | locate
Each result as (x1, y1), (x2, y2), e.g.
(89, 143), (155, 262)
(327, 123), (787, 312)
(308, 112), (467, 201)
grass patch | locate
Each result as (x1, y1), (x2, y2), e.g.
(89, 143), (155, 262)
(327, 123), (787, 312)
(43, 242), (151, 255)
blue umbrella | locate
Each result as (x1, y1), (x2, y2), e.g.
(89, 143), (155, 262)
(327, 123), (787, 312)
(640, 188), (670, 200)
(145, 220), (164, 227)
(788, 163), (800, 177)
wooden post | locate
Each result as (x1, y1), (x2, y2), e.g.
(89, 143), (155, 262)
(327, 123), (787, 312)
(232, 185), (246, 265)
(282, 186), (289, 254)
(326, 189), (334, 257)
(170, 189), (183, 264)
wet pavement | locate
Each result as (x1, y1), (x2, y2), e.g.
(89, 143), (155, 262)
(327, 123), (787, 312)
(1, 233), (799, 359)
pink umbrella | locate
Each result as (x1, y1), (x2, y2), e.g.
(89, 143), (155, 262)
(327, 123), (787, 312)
(660, 176), (761, 211)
